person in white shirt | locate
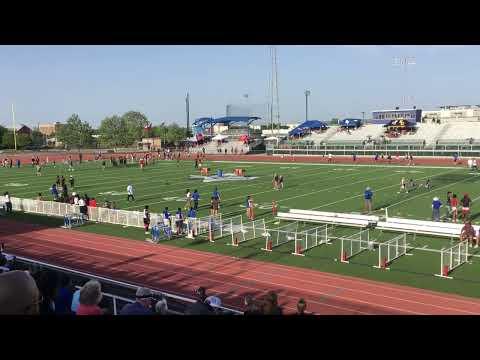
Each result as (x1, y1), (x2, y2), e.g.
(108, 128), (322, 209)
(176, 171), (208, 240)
(473, 159), (478, 171)
(127, 184), (135, 201)
(78, 197), (87, 218)
(4, 192), (12, 213)
(468, 158), (473, 169)
(185, 189), (192, 210)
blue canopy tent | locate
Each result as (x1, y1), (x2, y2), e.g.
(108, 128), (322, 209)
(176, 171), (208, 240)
(288, 120), (328, 137)
(338, 118), (362, 128)
(192, 116), (261, 135)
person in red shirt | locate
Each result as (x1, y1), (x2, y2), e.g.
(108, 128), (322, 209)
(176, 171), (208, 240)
(450, 194), (459, 223)
(76, 280), (105, 315)
(89, 198), (97, 207)
(461, 193), (472, 221)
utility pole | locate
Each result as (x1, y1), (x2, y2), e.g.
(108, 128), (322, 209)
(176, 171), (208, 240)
(269, 46), (275, 135)
(305, 90), (310, 121)
(362, 111), (365, 122)
(186, 93), (190, 137)
(11, 104), (17, 151)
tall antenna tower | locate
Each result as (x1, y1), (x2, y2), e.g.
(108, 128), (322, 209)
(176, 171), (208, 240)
(273, 46), (280, 135)
(393, 56), (416, 107)
(268, 46), (280, 135)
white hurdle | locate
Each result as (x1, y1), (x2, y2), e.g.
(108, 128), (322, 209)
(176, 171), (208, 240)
(434, 241), (470, 279)
(373, 233), (412, 270)
(292, 224), (333, 256)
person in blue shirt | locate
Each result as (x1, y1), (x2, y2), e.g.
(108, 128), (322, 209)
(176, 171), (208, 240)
(212, 187), (220, 201)
(364, 187), (373, 214)
(119, 287), (154, 315)
(192, 189), (200, 210)
(187, 207), (196, 219)
(432, 197), (442, 222)
(162, 207), (171, 228)
(51, 184), (59, 201)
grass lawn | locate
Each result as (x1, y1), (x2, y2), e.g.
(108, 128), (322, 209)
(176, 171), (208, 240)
(4, 158), (480, 298)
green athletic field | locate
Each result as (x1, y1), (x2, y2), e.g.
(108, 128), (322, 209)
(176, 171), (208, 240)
(4, 159), (480, 298)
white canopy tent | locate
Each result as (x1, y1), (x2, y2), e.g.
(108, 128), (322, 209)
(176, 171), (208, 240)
(212, 134), (228, 141)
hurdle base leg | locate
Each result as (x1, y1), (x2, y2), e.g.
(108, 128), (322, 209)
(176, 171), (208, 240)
(261, 247), (273, 252)
(434, 273), (453, 279)
(291, 251), (305, 256)
(373, 265), (391, 270)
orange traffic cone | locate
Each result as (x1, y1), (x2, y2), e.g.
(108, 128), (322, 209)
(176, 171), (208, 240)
(341, 251), (347, 262)
(381, 256), (388, 269)
(234, 237), (238, 246)
(267, 240), (272, 251)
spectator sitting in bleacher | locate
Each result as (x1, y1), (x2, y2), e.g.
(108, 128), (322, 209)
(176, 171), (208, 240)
(185, 286), (214, 315)
(205, 295), (224, 314)
(296, 298), (307, 315)
(261, 291), (283, 315)
(54, 275), (75, 315)
(33, 270), (58, 314)
(155, 298), (169, 315)
(243, 295), (262, 315)
(76, 280), (105, 315)
(120, 287), (155, 315)
(0, 270), (41, 315)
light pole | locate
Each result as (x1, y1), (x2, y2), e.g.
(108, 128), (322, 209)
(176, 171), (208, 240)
(305, 90), (310, 121)
(362, 112), (365, 122)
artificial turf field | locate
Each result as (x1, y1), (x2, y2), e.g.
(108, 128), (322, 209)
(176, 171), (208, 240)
(4, 158), (480, 299)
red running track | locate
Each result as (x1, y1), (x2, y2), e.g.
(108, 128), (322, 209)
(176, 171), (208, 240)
(2, 219), (480, 315)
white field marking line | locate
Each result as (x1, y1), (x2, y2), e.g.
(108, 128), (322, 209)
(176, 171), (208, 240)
(218, 169), (402, 220)
(125, 167), (386, 211)
(211, 169), (390, 218)
(382, 174), (477, 213)
(7, 237), (371, 315)
(122, 165), (365, 208)
(9, 161), (299, 199)
(262, 169), (457, 227)
(17, 231), (460, 314)
(7, 161), (256, 196)
(212, 160), (467, 171)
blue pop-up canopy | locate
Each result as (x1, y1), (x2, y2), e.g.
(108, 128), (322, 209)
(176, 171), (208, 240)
(288, 120), (328, 136)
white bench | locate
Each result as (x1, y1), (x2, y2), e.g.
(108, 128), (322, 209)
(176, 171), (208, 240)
(277, 212), (371, 228)
(376, 218), (479, 239)
(288, 209), (379, 224)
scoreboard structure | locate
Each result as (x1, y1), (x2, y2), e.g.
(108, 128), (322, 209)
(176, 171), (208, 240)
(371, 108), (422, 125)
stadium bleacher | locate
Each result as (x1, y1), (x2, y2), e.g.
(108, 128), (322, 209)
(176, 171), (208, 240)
(324, 124), (385, 145)
(436, 121), (480, 145)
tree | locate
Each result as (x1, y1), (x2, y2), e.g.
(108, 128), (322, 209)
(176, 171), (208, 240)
(121, 111), (149, 145)
(98, 115), (128, 148)
(56, 114), (94, 149)
(1, 131), (32, 149)
(0, 125), (6, 148)
(165, 123), (187, 145)
(330, 118), (339, 125)
(31, 130), (45, 147)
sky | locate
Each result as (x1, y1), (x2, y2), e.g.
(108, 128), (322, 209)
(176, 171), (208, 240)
(0, 45), (479, 128)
